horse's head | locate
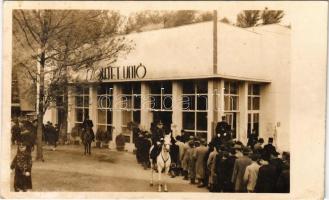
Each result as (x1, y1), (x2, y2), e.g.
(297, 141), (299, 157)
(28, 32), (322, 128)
(162, 133), (172, 152)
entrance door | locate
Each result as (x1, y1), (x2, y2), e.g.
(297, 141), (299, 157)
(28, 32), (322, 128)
(152, 111), (172, 132)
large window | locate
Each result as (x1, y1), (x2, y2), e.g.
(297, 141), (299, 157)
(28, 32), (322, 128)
(248, 84), (261, 136)
(150, 81), (172, 111)
(74, 86), (89, 127)
(96, 84), (113, 140)
(224, 81), (239, 138)
(121, 83), (141, 143)
(182, 80), (208, 140)
(149, 81), (173, 131)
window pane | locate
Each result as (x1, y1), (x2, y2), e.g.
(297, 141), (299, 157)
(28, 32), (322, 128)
(83, 87), (89, 95)
(182, 95), (195, 111)
(76, 96), (83, 107)
(107, 96), (113, 109)
(197, 112), (207, 131)
(97, 96), (106, 109)
(162, 81), (172, 94)
(162, 95), (172, 110)
(224, 96), (230, 111)
(122, 96), (132, 109)
(224, 82), (229, 94)
(75, 86), (83, 94)
(133, 110), (141, 124)
(197, 95), (208, 110)
(107, 110), (112, 125)
(56, 96), (64, 107)
(196, 132), (207, 141)
(248, 84), (252, 95)
(76, 109), (83, 122)
(183, 112), (195, 130)
(84, 109), (89, 119)
(122, 110), (132, 125)
(231, 96), (238, 110)
(97, 125), (106, 132)
(253, 84), (260, 95)
(196, 80), (208, 94)
(230, 82), (238, 94)
(252, 97), (260, 110)
(83, 97), (89, 107)
(122, 83), (132, 94)
(151, 96), (161, 110)
(248, 97), (252, 110)
(150, 82), (161, 94)
(97, 109), (106, 124)
(132, 83), (141, 94)
(253, 113), (259, 123)
(182, 80), (195, 94)
(133, 96), (141, 109)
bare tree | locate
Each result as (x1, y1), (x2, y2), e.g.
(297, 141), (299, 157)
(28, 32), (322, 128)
(236, 10), (261, 28)
(13, 10), (132, 160)
(261, 7), (284, 25)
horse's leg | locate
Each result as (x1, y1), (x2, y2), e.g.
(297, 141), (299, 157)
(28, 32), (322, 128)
(150, 160), (154, 186)
(89, 142), (91, 155)
(84, 143), (87, 155)
(164, 163), (170, 192)
(158, 164), (162, 192)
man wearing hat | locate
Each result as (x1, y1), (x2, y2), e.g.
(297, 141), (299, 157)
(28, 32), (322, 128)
(194, 138), (209, 187)
(263, 137), (277, 161)
(215, 116), (231, 138)
(231, 147), (252, 192)
(150, 120), (166, 163)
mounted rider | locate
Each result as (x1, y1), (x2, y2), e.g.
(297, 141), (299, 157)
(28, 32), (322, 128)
(150, 120), (166, 164)
(81, 115), (95, 142)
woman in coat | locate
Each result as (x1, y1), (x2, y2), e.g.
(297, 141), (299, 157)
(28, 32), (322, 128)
(11, 142), (32, 192)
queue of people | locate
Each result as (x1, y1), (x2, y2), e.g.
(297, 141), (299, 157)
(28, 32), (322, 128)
(133, 117), (290, 193)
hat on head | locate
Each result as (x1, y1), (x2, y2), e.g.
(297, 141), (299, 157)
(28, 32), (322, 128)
(268, 137), (274, 143)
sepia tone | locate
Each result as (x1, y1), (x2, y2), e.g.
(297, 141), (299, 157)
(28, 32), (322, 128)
(1, 1), (327, 200)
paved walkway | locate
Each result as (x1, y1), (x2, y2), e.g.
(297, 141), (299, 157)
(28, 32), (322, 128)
(10, 145), (207, 192)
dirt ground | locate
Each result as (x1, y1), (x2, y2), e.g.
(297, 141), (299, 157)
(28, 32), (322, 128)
(10, 145), (207, 192)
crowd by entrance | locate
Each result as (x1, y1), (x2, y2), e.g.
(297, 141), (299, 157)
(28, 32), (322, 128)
(134, 116), (290, 193)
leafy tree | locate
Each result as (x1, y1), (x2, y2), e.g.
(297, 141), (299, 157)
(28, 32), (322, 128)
(261, 7), (284, 25)
(236, 10), (261, 28)
(13, 10), (132, 160)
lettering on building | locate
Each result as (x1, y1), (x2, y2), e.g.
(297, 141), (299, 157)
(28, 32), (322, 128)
(99, 63), (147, 80)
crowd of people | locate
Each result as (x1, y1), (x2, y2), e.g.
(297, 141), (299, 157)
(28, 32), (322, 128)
(134, 117), (290, 193)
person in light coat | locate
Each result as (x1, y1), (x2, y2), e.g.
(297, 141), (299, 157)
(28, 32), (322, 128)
(194, 138), (209, 187)
(207, 144), (217, 191)
(231, 148), (252, 192)
(243, 154), (261, 192)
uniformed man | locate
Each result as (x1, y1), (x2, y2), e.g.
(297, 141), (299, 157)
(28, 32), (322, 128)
(150, 121), (166, 163)
(82, 115), (95, 141)
(215, 116), (231, 138)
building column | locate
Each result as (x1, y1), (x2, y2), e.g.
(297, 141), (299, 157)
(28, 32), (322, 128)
(238, 82), (248, 144)
(172, 81), (182, 138)
(89, 85), (98, 135)
(112, 84), (122, 145)
(67, 86), (75, 138)
(207, 80), (214, 142)
(218, 79), (225, 120)
(141, 82), (152, 131)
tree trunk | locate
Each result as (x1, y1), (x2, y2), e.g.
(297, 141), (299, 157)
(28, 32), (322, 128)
(60, 84), (68, 144)
(36, 50), (45, 161)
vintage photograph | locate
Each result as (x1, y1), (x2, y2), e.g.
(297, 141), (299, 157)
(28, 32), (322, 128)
(1, 1), (327, 198)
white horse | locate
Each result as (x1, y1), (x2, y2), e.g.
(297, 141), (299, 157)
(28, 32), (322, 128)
(149, 134), (172, 192)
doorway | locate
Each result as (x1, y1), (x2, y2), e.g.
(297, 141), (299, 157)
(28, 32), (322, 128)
(152, 111), (172, 132)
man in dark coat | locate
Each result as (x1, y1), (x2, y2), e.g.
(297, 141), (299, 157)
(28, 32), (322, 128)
(150, 121), (165, 163)
(139, 132), (152, 169)
(12, 120), (21, 145)
(255, 157), (277, 193)
(263, 138), (276, 161)
(222, 148), (237, 192)
(276, 152), (290, 193)
(169, 139), (180, 177)
(215, 116), (231, 138)
(82, 116), (95, 141)
(247, 128), (258, 149)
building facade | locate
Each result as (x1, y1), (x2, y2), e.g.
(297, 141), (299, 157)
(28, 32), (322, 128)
(44, 19), (291, 152)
